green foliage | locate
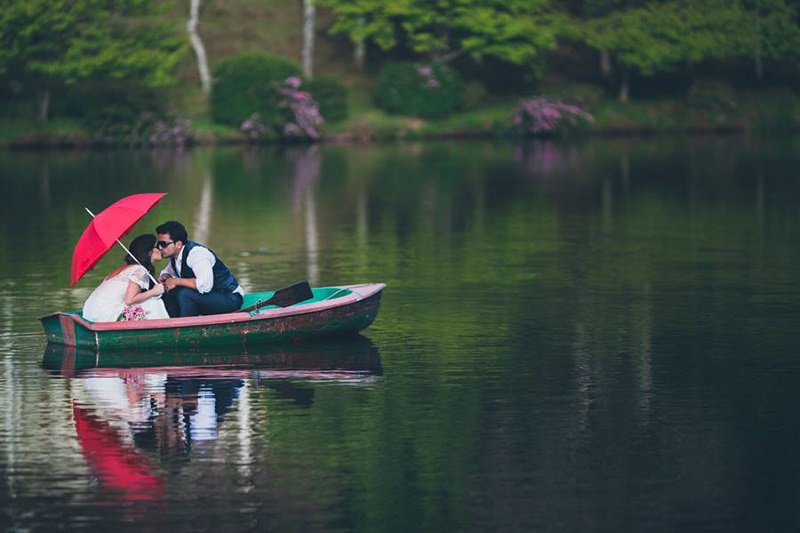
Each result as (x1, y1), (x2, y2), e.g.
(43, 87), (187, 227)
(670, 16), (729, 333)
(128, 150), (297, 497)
(318, 0), (564, 71)
(743, 90), (800, 133)
(376, 62), (464, 119)
(461, 81), (489, 110)
(686, 79), (739, 112)
(0, 0), (184, 86)
(62, 81), (163, 142)
(538, 81), (607, 107)
(581, 0), (800, 78)
(210, 52), (302, 128)
(306, 74), (348, 123)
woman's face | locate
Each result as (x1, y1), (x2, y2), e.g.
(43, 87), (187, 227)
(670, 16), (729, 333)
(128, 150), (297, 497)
(149, 246), (163, 262)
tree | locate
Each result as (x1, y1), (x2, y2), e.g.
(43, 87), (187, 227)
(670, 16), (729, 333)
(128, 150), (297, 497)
(579, 0), (800, 100)
(0, 0), (184, 122)
(187, 0), (212, 97)
(737, 0), (800, 82)
(581, 1), (748, 101)
(319, 0), (564, 71)
(303, 0), (316, 77)
(567, 0), (650, 78)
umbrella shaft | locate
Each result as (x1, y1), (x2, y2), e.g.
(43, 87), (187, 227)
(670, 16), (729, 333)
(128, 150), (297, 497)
(85, 207), (159, 286)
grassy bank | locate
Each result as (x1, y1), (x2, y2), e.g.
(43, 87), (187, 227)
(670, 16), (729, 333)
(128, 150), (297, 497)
(2, 91), (797, 149)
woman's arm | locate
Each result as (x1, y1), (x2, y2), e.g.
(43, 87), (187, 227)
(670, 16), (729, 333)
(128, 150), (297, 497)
(124, 279), (165, 306)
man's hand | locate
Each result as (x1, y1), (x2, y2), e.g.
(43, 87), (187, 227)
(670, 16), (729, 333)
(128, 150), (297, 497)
(158, 273), (173, 283)
(163, 277), (181, 292)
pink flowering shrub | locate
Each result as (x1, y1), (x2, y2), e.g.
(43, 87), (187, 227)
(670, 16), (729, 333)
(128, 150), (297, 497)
(276, 76), (324, 140)
(118, 305), (147, 321)
(513, 98), (593, 135)
(148, 116), (193, 146)
(241, 113), (266, 139)
(240, 77), (324, 140)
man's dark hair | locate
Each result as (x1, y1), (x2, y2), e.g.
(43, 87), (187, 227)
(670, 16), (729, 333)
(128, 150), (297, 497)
(156, 220), (188, 244)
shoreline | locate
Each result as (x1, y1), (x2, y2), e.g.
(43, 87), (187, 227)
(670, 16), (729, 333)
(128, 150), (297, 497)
(2, 96), (797, 150)
(0, 126), (788, 151)
(1, 124), (790, 151)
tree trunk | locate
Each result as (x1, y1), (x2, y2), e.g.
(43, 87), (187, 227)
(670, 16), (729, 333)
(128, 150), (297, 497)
(599, 50), (611, 78)
(754, 11), (763, 82)
(37, 85), (50, 124)
(618, 69), (629, 103)
(302, 0), (315, 78)
(187, 0), (212, 98)
(354, 17), (366, 70)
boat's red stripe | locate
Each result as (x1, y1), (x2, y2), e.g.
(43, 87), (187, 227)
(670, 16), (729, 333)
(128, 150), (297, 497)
(71, 283), (386, 332)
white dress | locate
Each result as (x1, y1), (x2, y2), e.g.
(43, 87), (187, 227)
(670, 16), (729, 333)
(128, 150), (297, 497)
(82, 265), (170, 322)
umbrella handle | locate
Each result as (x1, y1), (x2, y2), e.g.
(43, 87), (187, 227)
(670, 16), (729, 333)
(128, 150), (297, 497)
(85, 207), (160, 286)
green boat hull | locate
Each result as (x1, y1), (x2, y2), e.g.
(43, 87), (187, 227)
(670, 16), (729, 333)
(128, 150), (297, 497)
(41, 334), (383, 376)
(40, 284), (385, 351)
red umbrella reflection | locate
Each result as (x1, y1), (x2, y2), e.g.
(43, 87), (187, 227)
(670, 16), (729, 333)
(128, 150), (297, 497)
(73, 402), (163, 500)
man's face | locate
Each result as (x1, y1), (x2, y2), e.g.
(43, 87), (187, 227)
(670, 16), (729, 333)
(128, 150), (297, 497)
(156, 233), (182, 259)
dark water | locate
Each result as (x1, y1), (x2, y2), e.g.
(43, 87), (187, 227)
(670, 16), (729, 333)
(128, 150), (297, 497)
(2, 137), (800, 531)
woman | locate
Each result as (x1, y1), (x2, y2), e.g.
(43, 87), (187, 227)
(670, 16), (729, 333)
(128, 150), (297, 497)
(82, 234), (170, 322)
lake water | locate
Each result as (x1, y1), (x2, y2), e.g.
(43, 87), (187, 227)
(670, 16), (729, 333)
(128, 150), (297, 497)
(2, 136), (800, 531)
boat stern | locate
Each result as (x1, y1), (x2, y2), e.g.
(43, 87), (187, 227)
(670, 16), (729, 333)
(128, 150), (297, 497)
(40, 312), (95, 349)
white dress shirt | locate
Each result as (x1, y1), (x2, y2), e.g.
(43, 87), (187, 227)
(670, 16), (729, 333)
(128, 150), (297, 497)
(160, 245), (243, 295)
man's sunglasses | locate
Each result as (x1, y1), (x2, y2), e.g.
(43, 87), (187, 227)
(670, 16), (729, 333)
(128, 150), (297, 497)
(157, 240), (175, 249)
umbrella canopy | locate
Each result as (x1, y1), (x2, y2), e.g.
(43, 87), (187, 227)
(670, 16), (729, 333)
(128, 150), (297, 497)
(71, 193), (167, 287)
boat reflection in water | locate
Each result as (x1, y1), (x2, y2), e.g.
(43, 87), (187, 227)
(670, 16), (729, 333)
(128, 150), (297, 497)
(41, 337), (382, 506)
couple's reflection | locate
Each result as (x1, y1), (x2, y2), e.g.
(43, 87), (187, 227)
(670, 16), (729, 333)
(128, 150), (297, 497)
(44, 337), (382, 503)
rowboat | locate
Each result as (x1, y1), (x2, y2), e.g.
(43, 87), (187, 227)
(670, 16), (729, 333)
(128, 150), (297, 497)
(40, 283), (385, 351)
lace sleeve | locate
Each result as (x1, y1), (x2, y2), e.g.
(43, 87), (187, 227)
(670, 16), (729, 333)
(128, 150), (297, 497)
(127, 265), (150, 290)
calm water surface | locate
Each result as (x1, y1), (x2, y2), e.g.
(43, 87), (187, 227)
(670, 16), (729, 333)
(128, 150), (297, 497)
(2, 137), (800, 531)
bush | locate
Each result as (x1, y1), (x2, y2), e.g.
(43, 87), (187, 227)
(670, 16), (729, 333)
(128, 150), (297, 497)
(241, 76), (324, 140)
(376, 62), (464, 119)
(276, 76), (324, 139)
(513, 97), (593, 135)
(687, 79), (739, 113)
(62, 81), (175, 143)
(461, 80), (489, 110)
(211, 52), (302, 128)
(306, 74), (348, 123)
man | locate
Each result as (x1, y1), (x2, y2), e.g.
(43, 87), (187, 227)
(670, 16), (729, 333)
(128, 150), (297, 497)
(155, 220), (244, 317)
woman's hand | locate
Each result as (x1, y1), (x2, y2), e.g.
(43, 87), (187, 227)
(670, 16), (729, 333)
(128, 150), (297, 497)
(152, 283), (165, 296)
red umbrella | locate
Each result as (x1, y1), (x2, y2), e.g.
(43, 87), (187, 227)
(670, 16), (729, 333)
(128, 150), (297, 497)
(71, 193), (167, 287)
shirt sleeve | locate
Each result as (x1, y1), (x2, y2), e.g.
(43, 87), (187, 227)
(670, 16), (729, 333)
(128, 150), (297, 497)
(186, 246), (216, 294)
(127, 265), (150, 290)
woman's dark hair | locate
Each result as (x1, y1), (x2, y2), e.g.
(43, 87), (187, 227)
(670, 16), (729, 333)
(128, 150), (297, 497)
(156, 220), (188, 244)
(126, 234), (157, 282)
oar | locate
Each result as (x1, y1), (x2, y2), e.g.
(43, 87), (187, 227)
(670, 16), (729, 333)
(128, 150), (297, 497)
(242, 280), (313, 313)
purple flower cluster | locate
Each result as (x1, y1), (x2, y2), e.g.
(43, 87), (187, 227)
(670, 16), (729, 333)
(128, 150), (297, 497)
(148, 117), (192, 146)
(241, 113), (266, 139)
(277, 76), (324, 139)
(513, 97), (593, 135)
(118, 305), (147, 321)
(416, 65), (440, 89)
